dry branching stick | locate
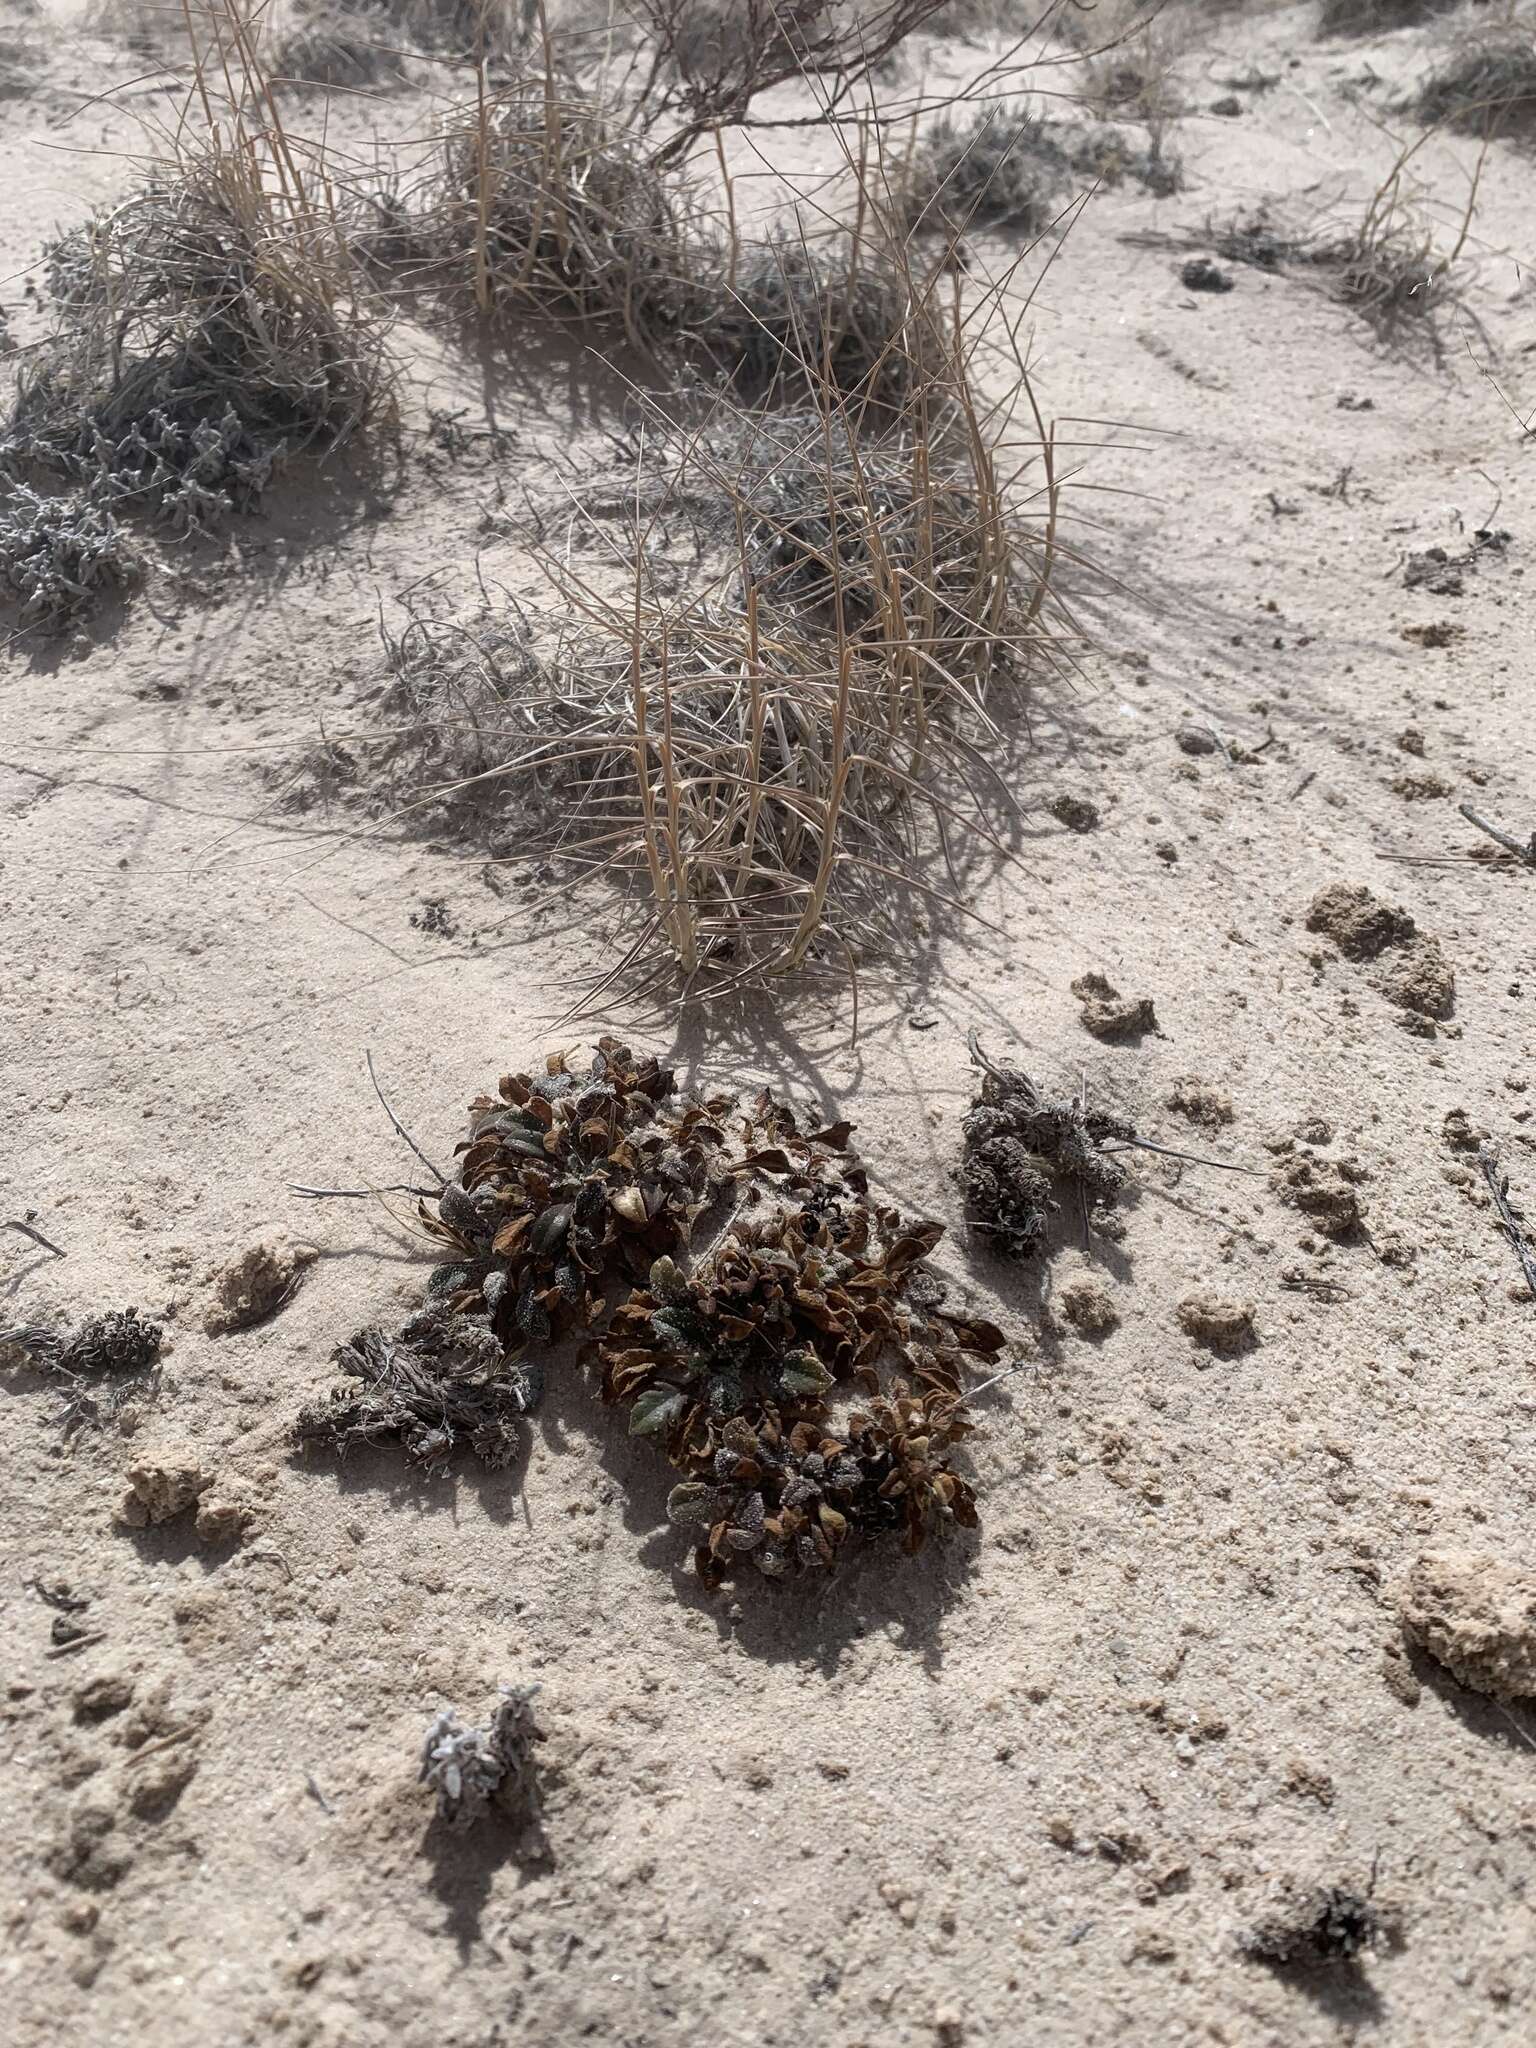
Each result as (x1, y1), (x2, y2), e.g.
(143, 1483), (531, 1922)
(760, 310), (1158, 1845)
(1478, 1145), (1536, 1303)
(1460, 801), (1536, 868)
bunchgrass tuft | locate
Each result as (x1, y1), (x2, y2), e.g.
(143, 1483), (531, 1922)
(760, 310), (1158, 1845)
(1413, 32), (1536, 138)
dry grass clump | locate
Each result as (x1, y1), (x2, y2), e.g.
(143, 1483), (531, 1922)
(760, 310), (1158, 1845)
(426, 82), (705, 339)
(1318, 0), (1458, 34)
(272, 2), (406, 88)
(689, 234), (915, 403)
(2, 146), (393, 540)
(900, 102), (1180, 236)
(1212, 159), (1471, 343)
(903, 104), (1070, 234)
(1413, 32), (1536, 137)
(306, 197), (1056, 998)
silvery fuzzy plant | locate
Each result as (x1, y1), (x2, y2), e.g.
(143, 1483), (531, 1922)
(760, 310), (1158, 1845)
(419, 1686), (544, 1841)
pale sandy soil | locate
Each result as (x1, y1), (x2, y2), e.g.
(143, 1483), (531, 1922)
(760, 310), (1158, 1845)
(3, 4), (1536, 2044)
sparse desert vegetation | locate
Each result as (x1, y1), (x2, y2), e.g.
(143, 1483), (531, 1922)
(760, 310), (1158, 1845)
(4, 1), (1536, 2042)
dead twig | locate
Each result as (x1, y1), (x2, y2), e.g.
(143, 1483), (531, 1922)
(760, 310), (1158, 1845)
(1479, 1145), (1536, 1302)
(366, 1049), (447, 1188)
(1098, 1135), (1264, 1178)
(4, 1217), (66, 1258)
(1460, 802), (1536, 868)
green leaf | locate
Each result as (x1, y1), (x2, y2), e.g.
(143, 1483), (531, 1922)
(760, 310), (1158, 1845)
(629, 1388), (687, 1437)
(666, 1482), (719, 1526)
(648, 1255), (689, 1304)
(779, 1349), (833, 1398)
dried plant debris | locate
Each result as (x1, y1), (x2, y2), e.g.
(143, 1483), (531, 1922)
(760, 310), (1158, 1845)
(420, 1685), (544, 1839)
(295, 1300), (543, 1471)
(601, 1094), (1002, 1581)
(1240, 1876), (1395, 1971)
(963, 1035), (1134, 1258)
(0, 483), (140, 631)
(1071, 970), (1158, 1041)
(1478, 1146), (1536, 1303)
(1, 1308), (163, 1433)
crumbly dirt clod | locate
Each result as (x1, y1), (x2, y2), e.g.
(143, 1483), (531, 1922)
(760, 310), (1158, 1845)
(1270, 1151), (1366, 1238)
(1176, 1290), (1255, 1346)
(1305, 882), (1416, 961)
(1165, 1076), (1234, 1129)
(116, 1447), (212, 1528)
(205, 1228), (319, 1335)
(1397, 1548), (1536, 1702)
(1071, 971), (1158, 1040)
(1442, 1108), (1488, 1154)
(1239, 1878), (1392, 1969)
(1379, 936), (1455, 1019)
(1391, 770), (1452, 801)
(1060, 1279), (1120, 1336)
(1048, 793), (1101, 832)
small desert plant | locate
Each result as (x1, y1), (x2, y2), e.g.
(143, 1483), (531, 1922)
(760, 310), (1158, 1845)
(3, 144), (393, 534)
(0, 484), (140, 631)
(420, 1686), (544, 1837)
(601, 1091), (1003, 1579)
(1414, 31), (1536, 137)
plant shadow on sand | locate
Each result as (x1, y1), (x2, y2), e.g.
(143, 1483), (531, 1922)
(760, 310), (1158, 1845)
(1406, 1645), (1536, 1757)
(418, 1799), (553, 1959)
